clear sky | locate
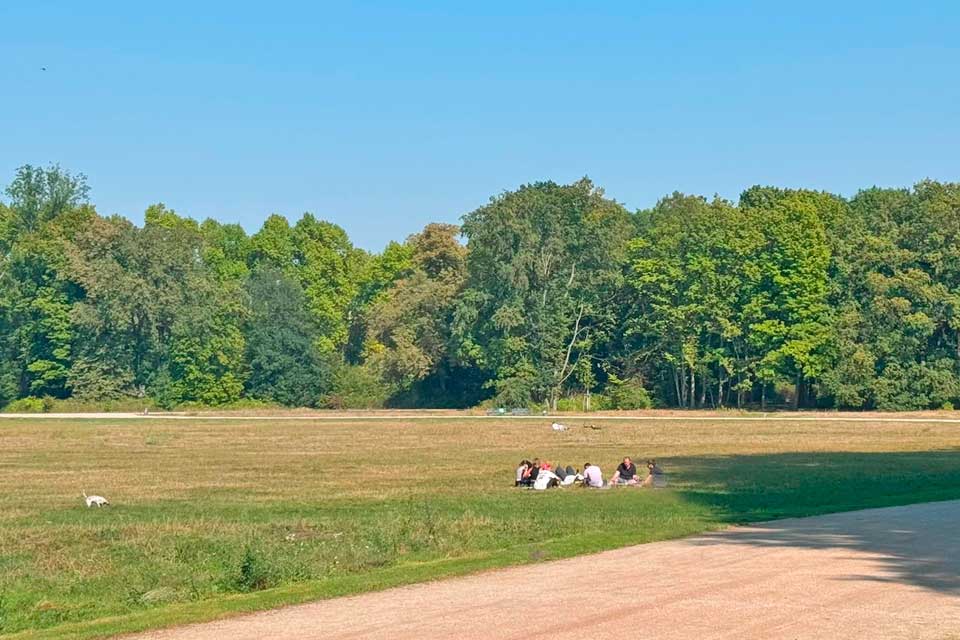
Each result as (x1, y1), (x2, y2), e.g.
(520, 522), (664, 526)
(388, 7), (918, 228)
(2, 1), (958, 251)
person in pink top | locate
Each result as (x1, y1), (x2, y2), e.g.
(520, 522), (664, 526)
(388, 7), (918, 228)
(582, 462), (603, 488)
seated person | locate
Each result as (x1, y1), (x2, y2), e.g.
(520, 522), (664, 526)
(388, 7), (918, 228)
(520, 459), (539, 487)
(641, 459), (667, 488)
(610, 456), (640, 485)
(582, 462), (603, 488)
(515, 460), (531, 486)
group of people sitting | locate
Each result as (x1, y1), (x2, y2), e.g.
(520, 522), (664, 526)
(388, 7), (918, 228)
(515, 456), (665, 491)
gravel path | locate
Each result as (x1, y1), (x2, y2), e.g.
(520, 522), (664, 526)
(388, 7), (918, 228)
(126, 500), (960, 640)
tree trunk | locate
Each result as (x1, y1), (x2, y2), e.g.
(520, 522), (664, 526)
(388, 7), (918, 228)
(678, 360), (687, 408)
(793, 371), (801, 410)
(553, 303), (585, 407)
(761, 384), (766, 411)
(689, 369), (695, 409)
(673, 368), (682, 407)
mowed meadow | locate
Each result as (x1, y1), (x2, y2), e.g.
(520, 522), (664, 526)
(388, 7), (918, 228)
(3, 416), (960, 639)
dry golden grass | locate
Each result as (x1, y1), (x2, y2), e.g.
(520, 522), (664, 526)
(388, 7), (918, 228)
(1, 416), (959, 638)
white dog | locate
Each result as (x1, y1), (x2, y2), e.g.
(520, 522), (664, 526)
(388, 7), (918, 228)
(83, 491), (110, 508)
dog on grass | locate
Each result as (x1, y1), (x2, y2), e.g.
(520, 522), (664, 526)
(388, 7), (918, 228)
(83, 491), (110, 508)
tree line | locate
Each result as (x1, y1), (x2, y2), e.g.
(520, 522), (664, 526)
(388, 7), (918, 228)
(2, 165), (959, 412)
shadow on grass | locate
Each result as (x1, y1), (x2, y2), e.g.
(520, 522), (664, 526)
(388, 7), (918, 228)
(672, 449), (960, 595)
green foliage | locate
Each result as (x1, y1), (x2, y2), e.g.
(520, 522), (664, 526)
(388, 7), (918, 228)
(363, 224), (472, 406)
(39, 396), (159, 413)
(625, 193), (753, 408)
(233, 547), (270, 592)
(323, 364), (393, 409)
(2, 396), (46, 413)
(243, 267), (329, 406)
(605, 376), (654, 410)
(291, 214), (368, 354)
(457, 179), (632, 409)
(0, 165), (92, 401)
(873, 360), (960, 412)
(3, 163), (89, 236)
(167, 321), (246, 406)
(2, 163), (960, 411)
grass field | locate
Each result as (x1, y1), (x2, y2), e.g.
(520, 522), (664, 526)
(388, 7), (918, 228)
(2, 415), (960, 639)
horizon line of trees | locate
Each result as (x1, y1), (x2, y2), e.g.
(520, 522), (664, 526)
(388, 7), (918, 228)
(2, 164), (960, 412)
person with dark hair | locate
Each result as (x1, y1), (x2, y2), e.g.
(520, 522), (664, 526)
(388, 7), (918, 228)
(582, 462), (603, 488)
(526, 458), (540, 484)
(517, 459), (537, 487)
(641, 459), (666, 488)
(610, 457), (640, 486)
(515, 460), (531, 486)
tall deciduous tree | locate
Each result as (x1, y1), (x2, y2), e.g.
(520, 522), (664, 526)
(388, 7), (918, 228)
(243, 266), (329, 406)
(625, 194), (761, 408)
(740, 188), (836, 408)
(364, 223), (476, 406)
(0, 165), (92, 399)
(457, 179), (632, 408)
(66, 209), (247, 405)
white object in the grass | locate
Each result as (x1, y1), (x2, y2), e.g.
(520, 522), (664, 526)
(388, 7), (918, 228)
(533, 470), (560, 490)
(551, 422), (567, 431)
(83, 491), (110, 508)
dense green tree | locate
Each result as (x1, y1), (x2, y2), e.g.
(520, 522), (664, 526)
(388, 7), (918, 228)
(457, 179), (632, 408)
(201, 219), (251, 283)
(166, 294), (246, 406)
(740, 188), (836, 408)
(364, 223), (476, 406)
(250, 214), (296, 268)
(625, 194), (760, 408)
(3, 164), (89, 236)
(292, 215), (369, 354)
(3, 163), (959, 412)
(65, 211), (247, 405)
(815, 183), (960, 409)
(243, 266), (328, 406)
(0, 165), (92, 399)
(344, 240), (416, 362)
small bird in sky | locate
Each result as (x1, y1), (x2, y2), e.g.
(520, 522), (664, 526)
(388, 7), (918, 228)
(41, 67), (47, 71)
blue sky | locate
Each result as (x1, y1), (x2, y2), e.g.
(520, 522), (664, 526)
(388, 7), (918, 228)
(2, 1), (958, 250)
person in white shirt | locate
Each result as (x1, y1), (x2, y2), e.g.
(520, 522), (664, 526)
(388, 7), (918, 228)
(582, 462), (604, 488)
(533, 463), (560, 490)
(515, 460), (530, 486)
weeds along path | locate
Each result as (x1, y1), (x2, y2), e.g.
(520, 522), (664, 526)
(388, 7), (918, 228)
(127, 500), (960, 640)
(7, 411), (960, 423)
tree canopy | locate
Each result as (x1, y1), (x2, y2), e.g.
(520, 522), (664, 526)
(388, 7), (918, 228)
(2, 163), (960, 411)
